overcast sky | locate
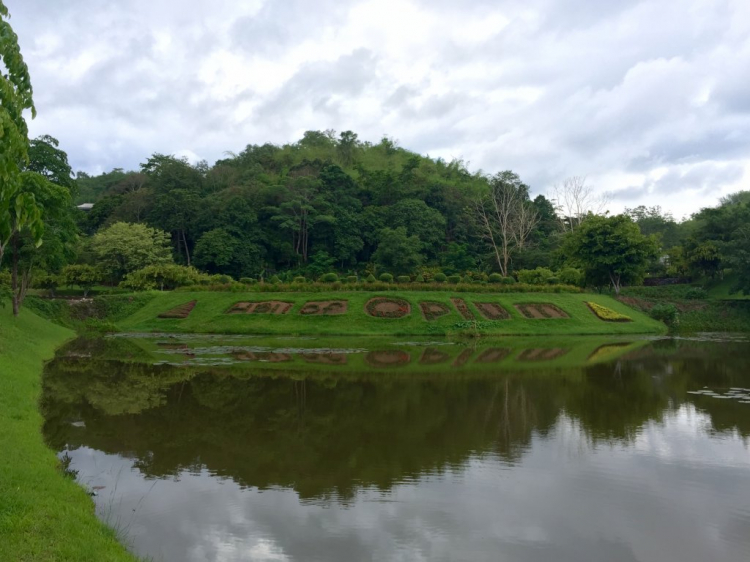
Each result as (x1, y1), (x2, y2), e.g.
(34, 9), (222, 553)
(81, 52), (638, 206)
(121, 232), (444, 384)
(10, 0), (750, 217)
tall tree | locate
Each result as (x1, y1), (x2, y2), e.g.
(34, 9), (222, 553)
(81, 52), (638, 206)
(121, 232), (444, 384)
(0, 2), (43, 268)
(562, 214), (658, 294)
(474, 171), (539, 276)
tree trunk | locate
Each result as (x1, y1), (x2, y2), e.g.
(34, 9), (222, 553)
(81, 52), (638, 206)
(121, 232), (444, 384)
(11, 234), (19, 317)
(182, 230), (191, 266)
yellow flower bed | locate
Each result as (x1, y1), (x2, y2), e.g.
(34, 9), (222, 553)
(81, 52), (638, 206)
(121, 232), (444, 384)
(586, 301), (632, 322)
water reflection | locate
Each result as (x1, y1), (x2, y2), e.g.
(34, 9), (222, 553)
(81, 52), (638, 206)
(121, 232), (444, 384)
(41, 335), (750, 562)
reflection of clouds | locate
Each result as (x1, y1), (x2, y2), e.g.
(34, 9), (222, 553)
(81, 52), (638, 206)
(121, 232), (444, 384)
(65, 405), (750, 562)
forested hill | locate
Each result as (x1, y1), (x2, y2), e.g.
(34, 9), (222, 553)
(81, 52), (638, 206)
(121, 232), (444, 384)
(77, 130), (561, 278)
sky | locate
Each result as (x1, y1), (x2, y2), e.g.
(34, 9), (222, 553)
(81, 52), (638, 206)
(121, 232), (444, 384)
(9, 0), (750, 217)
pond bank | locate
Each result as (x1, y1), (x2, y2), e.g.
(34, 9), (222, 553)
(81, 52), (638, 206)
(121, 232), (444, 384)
(0, 306), (136, 561)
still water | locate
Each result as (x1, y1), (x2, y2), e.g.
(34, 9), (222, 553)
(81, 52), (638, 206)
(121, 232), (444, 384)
(42, 334), (750, 562)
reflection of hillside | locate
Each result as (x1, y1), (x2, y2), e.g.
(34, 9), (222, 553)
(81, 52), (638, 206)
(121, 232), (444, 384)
(41, 338), (750, 499)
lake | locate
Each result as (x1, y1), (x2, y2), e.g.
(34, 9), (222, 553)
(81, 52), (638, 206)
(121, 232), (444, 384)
(41, 334), (750, 562)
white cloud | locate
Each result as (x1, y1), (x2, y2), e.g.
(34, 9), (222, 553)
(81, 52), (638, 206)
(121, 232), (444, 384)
(9, 0), (750, 215)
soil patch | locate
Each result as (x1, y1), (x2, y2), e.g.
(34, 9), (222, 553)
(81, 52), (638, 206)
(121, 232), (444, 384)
(301, 352), (347, 365)
(475, 348), (511, 363)
(419, 348), (451, 364)
(365, 350), (411, 368)
(158, 300), (197, 319)
(419, 301), (451, 321)
(365, 297), (411, 318)
(451, 298), (475, 320)
(475, 302), (511, 320)
(515, 303), (569, 319)
(227, 301), (293, 315)
(518, 348), (569, 361)
(300, 300), (348, 315)
(452, 348), (474, 367)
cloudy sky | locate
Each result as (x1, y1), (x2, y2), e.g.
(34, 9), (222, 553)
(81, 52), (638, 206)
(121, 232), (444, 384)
(10, 0), (750, 217)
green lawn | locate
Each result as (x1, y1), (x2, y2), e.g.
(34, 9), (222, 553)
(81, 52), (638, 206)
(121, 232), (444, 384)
(0, 306), (137, 562)
(119, 290), (666, 336)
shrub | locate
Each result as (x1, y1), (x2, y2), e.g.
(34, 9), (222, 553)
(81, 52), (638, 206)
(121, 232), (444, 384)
(397, 275), (411, 283)
(365, 273), (377, 283)
(546, 276), (559, 285)
(379, 273), (393, 283)
(239, 277), (256, 285)
(461, 275), (472, 284)
(319, 272), (339, 283)
(120, 264), (204, 291)
(685, 287), (708, 300)
(447, 274), (461, 284)
(293, 276), (307, 284)
(650, 303), (679, 327)
(516, 267), (554, 285)
(558, 267), (584, 287)
(415, 274), (425, 283)
(587, 302), (632, 322)
(347, 275), (358, 284)
(501, 276), (516, 285)
(488, 273), (503, 284)
(269, 275), (281, 284)
(62, 264), (104, 297)
(434, 273), (447, 283)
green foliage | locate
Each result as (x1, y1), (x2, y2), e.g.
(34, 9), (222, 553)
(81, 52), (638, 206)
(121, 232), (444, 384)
(415, 274), (425, 283)
(293, 276), (306, 284)
(650, 303), (679, 328)
(61, 264), (102, 297)
(684, 287), (708, 300)
(397, 275), (411, 283)
(239, 277), (256, 285)
(434, 272), (447, 283)
(558, 267), (584, 287)
(563, 214), (658, 294)
(373, 226), (423, 275)
(319, 272), (339, 283)
(500, 276), (516, 285)
(447, 274), (461, 284)
(347, 275), (358, 284)
(516, 267), (554, 285)
(269, 275), (281, 284)
(91, 222), (173, 282)
(120, 264), (204, 291)
(365, 273), (377, 283)
(379, 272), (393, 283)
(488, 273), (503, 283)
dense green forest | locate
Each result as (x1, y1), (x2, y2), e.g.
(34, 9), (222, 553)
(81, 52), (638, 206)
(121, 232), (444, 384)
(3, 129), (750, 316)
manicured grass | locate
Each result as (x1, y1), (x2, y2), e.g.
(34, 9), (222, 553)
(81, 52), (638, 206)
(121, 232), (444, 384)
(0, 306), (137, 562)
(119, 291), (666, 336)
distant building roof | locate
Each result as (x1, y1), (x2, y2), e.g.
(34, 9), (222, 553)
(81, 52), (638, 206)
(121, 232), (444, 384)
(77, 203), (95, 211)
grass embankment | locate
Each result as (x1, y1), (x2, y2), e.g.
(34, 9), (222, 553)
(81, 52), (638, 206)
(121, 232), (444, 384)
(0, 306), (137, 561)
(119, 291), (665, 336)
(619, 285), (750, 333)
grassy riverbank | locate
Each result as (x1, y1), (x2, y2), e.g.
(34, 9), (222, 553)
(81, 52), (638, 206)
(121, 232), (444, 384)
(0, 306), (136, 561)
(119, 291), (665, 336)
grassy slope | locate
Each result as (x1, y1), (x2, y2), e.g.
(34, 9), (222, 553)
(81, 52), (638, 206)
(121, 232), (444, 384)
(0, 306), (136, 562)
(119, 291), (666, 336)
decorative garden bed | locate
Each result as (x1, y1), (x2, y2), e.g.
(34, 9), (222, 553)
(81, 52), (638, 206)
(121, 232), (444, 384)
(514, 303), (569, 319)
(475, 348), (511, 363)
(365, 297), (411, 318)
(419, 301), (451, 321)
(300, 352), (347, 365)
(474, 302), (511, 320)
(365, 350), (411, 367)
(419, 348), (451, 364)
(452, 348), (474, 367)
(586, 302), (632, 322)
(157, 300), (197, 319)
(231, 351), (292, 362)
(299, 300), (348, 315)
(227, 301), (293, 315)
(451, 298), (475, 320)
(517, 348), (569, 361)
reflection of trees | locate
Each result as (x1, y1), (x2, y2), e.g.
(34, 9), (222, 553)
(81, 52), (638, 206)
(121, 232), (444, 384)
(41, 339), (750, 498)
